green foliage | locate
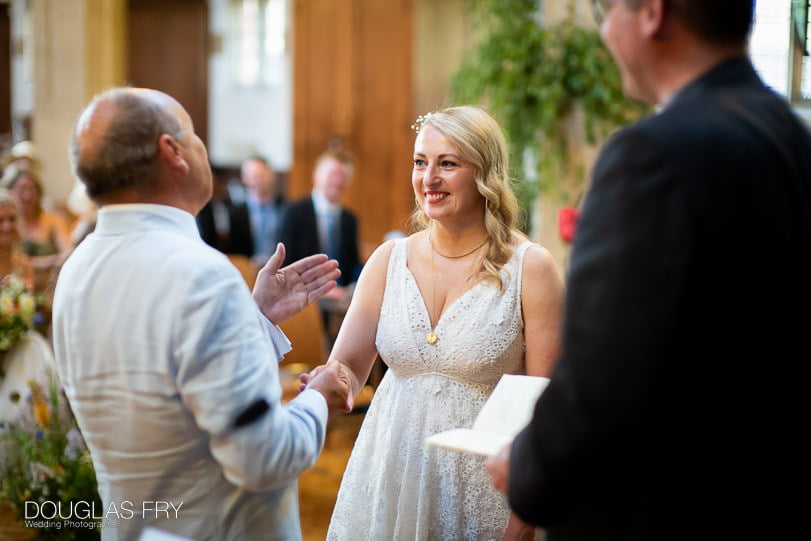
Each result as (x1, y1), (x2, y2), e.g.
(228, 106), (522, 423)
(0, 274), (44, 353)
(450, 0), (650, 209)
(1, 374), (101, 540)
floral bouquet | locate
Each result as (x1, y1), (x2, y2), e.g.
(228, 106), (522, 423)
(0, 273), (43, 354)
(0, 373), (101, 540)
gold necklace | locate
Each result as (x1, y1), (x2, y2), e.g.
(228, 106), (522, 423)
(427, 241), (439, 344)
(426, 231), (487, 345)
(427, 231), (488, 259)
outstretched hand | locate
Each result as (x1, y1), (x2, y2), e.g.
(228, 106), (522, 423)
(252, 243), (341, 324)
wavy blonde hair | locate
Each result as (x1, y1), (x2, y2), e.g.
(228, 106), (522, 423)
(409, 105), (520, 289)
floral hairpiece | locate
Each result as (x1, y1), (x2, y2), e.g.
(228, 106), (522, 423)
(410, 112), (433, 132)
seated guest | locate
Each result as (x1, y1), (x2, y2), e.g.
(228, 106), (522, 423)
(1, 140), (43, 178)
(1, 165), (72, 275)
(277, 148), (361, 295)
(0, 188), (54, 425)
(0, 188), (29, 279)
(197, 169), (254, 257)
(241, 156), (285, 267)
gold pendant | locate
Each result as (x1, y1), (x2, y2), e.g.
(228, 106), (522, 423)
(426, 332), (438, 345)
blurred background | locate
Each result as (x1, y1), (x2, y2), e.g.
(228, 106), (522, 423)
(0, 0), (806, 268)
(0, 2), (808, 539)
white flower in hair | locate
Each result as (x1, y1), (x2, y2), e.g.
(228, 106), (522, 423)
(410, 112), (433, 132)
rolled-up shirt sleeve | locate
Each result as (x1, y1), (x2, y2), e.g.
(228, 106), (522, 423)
(173, 265), (327, 491)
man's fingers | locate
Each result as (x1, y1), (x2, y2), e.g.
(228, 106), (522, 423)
(284, 253), (330, 275)
(308, 280), (338, 302)
(263, 243), (286, 274)
(298, 258), (341, 284)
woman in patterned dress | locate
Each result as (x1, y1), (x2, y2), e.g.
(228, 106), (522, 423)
(308, 106), (565, 540)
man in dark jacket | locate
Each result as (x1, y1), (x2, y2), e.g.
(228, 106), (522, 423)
(488, 2), (811, 539)
(277, 148), (361, 290)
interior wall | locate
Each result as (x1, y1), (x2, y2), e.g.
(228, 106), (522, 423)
(291, 0), (415, 253)
(413, 0), (471, 115)
(9, 0), (126, 206)
(128, 0), (209, 146)
(30, 0), (89, 204)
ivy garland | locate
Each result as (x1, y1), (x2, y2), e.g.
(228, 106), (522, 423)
(450, 0), (650, 214)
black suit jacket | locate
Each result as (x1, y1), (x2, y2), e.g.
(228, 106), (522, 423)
(509, 57), (811, 540)
(196, 198), (254, 257)
(276, 195), (361, 286)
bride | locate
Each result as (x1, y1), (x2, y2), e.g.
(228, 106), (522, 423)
(305, 106), (565, 540)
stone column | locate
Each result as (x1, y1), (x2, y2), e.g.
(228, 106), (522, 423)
(27, 0), (126, 203)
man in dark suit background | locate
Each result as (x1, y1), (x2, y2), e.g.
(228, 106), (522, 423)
(277, 148), (361, 291)
(487, 1), (811, 540)
(241, 156), (285, 268)
(196, 169), (254, 257)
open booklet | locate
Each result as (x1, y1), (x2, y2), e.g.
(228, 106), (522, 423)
(426, 374), (550, 457)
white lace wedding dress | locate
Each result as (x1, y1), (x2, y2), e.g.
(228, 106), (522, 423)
(327, 238), (533, 541)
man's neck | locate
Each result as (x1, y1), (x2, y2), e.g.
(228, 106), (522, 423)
(249, 188), (274, 204)
(311, 189), (338, 210)
(96, 188), (202, 216)
(652, 33), (748, 105)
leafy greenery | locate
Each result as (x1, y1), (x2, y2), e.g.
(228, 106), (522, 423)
(450, 0), (650, 211)
(0, 274), (43, 353)
(1, 374), (101, 540)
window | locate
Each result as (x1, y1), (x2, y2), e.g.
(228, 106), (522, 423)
(750, 0), (811, 104)
(231, 0), (287, 87)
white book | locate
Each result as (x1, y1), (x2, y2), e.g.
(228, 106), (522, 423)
(426, 374), (550, 457)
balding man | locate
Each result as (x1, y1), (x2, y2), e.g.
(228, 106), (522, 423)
(53, 87), (353, 541)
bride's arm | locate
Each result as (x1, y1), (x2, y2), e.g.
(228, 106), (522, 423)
(521, 243), (565, 378)
(504, 243), (563, 540)
(303, 240), (396, 397)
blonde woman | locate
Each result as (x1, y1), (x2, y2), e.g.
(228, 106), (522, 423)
(314, 106), (565, 540)
(0, 188), (27, 278)
(0, 188), (54, 425)
(2, 166), (72, 268)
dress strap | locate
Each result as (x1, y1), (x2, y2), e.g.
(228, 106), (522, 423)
(384, 237), (408, 279)
(501, 240), (535, 293)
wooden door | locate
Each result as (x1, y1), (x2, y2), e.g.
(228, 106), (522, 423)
(127, 0), (209, 144)
(292, 0), (415, 257)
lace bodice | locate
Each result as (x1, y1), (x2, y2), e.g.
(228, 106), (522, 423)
(327, 238), (534, 541)
(376, 238), (527, 388)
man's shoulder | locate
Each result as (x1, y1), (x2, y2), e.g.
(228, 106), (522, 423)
(340, 206), (359, 223)
(279, 196), (314, 221)
(286, 195), (314, 210)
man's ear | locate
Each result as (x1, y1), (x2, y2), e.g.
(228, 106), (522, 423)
(641, 0), (669, 41)
(157, 133), (190, 175)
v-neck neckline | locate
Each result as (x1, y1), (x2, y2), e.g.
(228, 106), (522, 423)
(403, 261), (485, 334)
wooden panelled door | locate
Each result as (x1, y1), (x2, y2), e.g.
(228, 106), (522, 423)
(292, 0), (415, 257)
(127, 0), (209, 145)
